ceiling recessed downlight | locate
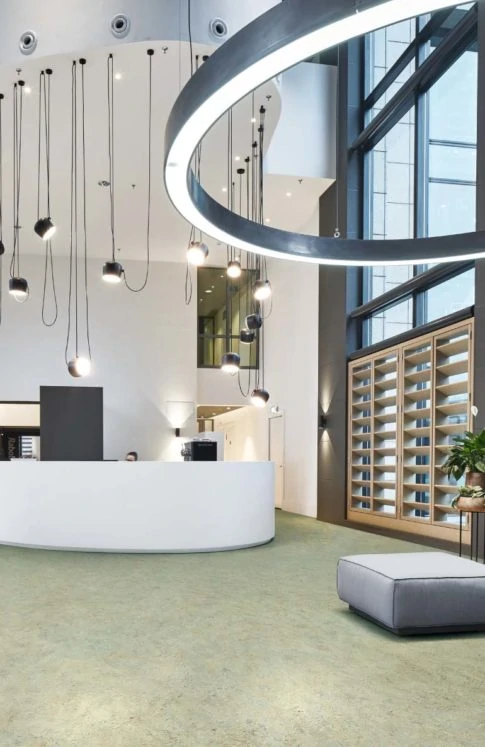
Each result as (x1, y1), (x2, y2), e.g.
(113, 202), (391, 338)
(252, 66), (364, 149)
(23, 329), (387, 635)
(164, 0), (485, 266)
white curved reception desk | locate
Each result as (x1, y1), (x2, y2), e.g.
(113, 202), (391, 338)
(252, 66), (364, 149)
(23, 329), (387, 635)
(0, 461), (275, 553)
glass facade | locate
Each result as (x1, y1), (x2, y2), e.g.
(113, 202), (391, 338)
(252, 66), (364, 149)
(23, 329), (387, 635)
(426, 49), (477, 238)
(359, 5), (477, 348)
(197, 267), (258, 368)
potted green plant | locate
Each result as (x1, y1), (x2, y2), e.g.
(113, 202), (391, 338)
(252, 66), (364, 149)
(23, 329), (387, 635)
(443, 429), (485, 509)
(451, 485), (485, 511)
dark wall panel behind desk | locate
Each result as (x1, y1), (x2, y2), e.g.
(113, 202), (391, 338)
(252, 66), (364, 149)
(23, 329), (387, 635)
(40, 386), (103, 461)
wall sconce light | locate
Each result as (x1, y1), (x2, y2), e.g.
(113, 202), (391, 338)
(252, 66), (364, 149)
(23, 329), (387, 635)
(165, 401), (195, 437)
(319, 414), (327, 430)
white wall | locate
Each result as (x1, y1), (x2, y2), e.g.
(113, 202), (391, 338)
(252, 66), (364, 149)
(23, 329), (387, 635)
(0, 255), (196, 461)
(197, 369), (248, 407)
(212, 406), (268, 462)
(264, 258), (319, 517)
(265, 63), (337, 180)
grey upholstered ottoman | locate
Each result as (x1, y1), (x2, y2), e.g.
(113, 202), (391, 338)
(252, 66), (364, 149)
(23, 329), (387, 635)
(337, 552), (485, 635)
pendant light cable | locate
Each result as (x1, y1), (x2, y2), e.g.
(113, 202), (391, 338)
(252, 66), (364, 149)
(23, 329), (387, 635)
(80, 59), (92, 360)
(0, 92), (3, 325)
(65, 62), (76, 365)
(0, 92), (3, 249)
(65, 59), (92, 370)
(41, 69), (58, 326)
(107, 54), (116, 265)
(10, 80), (28, 302)
(184, 2), (205, 305)
(188, 0), (194, 77)
(334, 44), (341, 239)
(124, 49), (154, 293)
(65, 61), (78, 364)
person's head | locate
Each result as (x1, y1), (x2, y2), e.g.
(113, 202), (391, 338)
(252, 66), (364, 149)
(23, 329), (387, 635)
(125, 451), (138, 462)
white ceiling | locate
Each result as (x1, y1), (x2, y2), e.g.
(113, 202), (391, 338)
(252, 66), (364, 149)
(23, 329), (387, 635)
(0, 41), (330, 265)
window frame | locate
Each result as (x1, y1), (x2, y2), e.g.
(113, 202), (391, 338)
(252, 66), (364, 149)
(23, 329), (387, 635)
(350, 3), (478, 354)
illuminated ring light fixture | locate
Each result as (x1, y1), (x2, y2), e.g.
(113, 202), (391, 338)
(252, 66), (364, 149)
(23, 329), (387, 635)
(165, 0), (485, 266)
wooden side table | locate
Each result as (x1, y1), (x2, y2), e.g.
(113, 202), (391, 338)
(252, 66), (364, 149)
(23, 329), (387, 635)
(458, 507), (485, 563)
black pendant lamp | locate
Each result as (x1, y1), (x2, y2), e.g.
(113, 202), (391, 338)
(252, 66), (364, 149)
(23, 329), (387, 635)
(221, 351), (240, 375)
(102, 53), (124, 284)
(246, 312), (262, 330)
(187, 240), (209, 266)
(65, 59), (92, 378)
(254, 278), (272, 301)
(250, 388), (270, 408)
(240, 328), (255, 344)
(9, 80), (29, 303)
(227, 259), (241, 278)
(123, 48), (155, 293)
(34, 69), (56, 240)
(102, 260), (123, 283)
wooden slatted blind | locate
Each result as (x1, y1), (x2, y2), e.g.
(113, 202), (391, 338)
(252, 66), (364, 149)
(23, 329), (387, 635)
(347, 320), (473, 543)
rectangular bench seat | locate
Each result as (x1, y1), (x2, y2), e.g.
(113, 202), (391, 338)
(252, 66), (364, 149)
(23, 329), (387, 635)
(337, 552), (485, 635)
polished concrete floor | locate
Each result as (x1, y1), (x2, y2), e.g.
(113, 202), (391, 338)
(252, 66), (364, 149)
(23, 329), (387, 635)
(1, 511), (484, 746)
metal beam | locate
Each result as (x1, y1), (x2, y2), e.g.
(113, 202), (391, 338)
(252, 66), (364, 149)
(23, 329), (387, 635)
(349, 306), (474, 360)
(352, 4), (478, 152)
(364, 7), (453, 110)
(350, 261), (474, 319)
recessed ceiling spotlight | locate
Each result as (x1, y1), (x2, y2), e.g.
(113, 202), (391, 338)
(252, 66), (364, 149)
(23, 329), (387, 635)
(205, 289), (212, 293)
(286, 192), (292, 197)
(234, 156), (240, 161)
(222, 187), (227, 192)
(24, 86), (32, 94)
(265, 218), (271, 223)
(251, 117), (256, 123)
(115, 72), (123, 80)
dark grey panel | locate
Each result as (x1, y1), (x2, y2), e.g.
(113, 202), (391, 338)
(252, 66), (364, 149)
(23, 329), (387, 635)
(40, 386), (103, 461)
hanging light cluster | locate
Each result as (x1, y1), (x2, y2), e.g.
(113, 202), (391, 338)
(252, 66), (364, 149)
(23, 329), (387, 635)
(65, 59), (92, 378)
(215, 98), (272, 408)
(0, 46), (158, 377)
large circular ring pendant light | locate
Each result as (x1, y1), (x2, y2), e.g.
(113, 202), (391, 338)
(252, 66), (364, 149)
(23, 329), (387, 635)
(164, 0), (485, 266)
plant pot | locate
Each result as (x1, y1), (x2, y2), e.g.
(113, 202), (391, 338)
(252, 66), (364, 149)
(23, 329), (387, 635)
(455, 495), (485, 511)
(466, 472), (485, 490)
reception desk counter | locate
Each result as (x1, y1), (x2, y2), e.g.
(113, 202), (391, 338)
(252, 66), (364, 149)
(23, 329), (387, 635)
(0, 461), (275, 553)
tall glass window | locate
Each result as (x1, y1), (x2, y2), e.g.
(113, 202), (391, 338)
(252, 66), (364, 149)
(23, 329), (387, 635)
(425, 49), (477, 238)
(197, 267), (258, 369)
(358, 5), (477, 348)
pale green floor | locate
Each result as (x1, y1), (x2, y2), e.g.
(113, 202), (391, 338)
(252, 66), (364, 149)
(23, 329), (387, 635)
(1, 512), (484, 747)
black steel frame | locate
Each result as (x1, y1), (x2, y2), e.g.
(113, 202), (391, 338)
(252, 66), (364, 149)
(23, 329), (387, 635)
(349, 3), (478, 355)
